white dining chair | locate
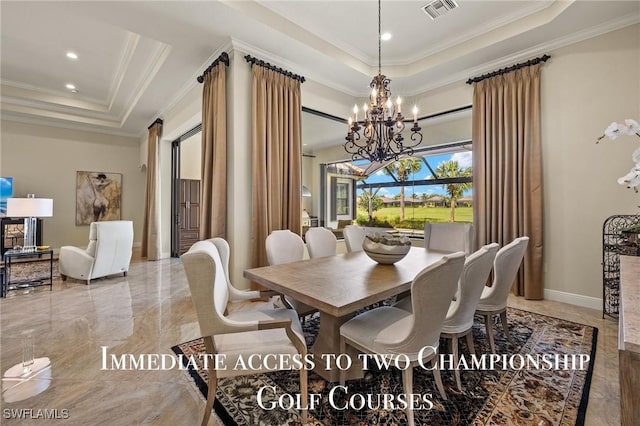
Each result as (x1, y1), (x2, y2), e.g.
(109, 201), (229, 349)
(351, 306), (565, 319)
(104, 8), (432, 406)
(393, 243), (498, 390)
(424, 222), (474, 254)
(476, 236), (529, 353)
(339, 252), (465, 426)
(305, 227), (337, 258)
(343, 225), (367, 252)
(182, 240), (307, 426)
(265, 230), (317, 317)
(207, 237), (274, 309)
(440, 243), (498, 390)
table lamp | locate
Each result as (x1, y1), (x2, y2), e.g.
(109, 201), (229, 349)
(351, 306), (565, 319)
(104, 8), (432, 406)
(6, 194), (53, 252)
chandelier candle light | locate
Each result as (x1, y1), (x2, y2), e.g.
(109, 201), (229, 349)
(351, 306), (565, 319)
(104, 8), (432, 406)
(344, 0), (423, 163)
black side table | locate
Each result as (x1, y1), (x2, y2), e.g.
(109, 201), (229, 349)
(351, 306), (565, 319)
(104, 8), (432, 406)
(2, 249), (53, 298)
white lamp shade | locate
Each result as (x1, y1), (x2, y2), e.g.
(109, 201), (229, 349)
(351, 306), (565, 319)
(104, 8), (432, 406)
(7, 198), (53, 217)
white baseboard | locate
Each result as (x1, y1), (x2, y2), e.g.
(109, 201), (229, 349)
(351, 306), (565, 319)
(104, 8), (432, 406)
(543, 289), (602, 310)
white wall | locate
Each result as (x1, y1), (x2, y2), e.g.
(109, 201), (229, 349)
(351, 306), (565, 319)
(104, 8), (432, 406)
(0, 121), (145, 248)
(541, 24), (639, 303)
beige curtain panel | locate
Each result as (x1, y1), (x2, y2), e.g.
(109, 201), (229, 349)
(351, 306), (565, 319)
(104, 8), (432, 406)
(250, 67), (303, 268)
(200, 63), (227, 240)
(472, 63), (544, 300)
(142, 120), (162, 261)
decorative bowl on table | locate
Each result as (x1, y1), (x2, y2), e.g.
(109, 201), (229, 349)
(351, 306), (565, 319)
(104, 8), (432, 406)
(362, 232), (411, 264)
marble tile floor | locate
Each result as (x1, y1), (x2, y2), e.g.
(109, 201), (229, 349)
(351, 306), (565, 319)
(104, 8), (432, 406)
(0, 257), (620, 425)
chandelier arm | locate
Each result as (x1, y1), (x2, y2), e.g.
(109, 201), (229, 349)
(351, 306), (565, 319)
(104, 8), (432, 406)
(342, 0), (424, 163)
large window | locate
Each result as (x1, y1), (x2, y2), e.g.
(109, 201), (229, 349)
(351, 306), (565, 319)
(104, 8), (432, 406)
(341, 141), (473, 234)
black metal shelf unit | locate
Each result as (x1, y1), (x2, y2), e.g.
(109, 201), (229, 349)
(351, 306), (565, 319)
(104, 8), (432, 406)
(602, 215), (640, 319)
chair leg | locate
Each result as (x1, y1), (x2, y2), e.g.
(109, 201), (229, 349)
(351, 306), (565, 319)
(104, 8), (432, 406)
(465, 331), (476, 356)
(484, 314), (496, 353)
(86, 279), (90, 286)
(401, 367), (415, 426)
(123, 271), (127, 277)
(61, 274), (67, 281)
(202, 336), (217, 426)
(339, 338), (346, 386)
(451, 337), (462, 391)
(432, 357), (447, 400)
(299, 365), (308, 423)
(500, 311), (511, 342)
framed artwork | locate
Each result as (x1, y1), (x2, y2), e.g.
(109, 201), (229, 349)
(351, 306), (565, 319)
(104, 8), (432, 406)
(0, 177), (13, 216)
(76, 171), (122, 225)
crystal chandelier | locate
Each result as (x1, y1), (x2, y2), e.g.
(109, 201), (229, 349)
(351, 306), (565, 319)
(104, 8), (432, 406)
(344, 0), (423, 163)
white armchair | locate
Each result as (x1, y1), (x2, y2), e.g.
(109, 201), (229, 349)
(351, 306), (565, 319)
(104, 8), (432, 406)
(59, 220), (133, 285)
(182, 240), (307, 426)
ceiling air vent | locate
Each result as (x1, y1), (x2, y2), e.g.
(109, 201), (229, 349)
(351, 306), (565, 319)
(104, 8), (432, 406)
(422, 0), (459, 20)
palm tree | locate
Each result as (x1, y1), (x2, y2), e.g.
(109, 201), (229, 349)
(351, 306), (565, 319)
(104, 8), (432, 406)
(435, 160), (472, 222)
(384, 158), (422, 220)
(358, 188), (383, 222)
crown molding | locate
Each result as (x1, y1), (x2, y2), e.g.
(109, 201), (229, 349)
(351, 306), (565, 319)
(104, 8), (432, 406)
(0, 111), (140, 139)
(143, 40), (234, 139)
(106, 32), (140, 111)
(400, 14), (640, 97)
(229, 38), (365, 98)
(120, 42), (172, 126)
(1, 81), (108, 110)
(385, 0), (558, 67)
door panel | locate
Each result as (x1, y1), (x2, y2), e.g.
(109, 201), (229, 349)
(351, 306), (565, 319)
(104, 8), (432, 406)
(179, 179), (201, 255)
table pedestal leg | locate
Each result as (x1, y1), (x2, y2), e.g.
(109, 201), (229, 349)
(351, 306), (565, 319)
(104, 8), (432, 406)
(311, 311), (363, 383)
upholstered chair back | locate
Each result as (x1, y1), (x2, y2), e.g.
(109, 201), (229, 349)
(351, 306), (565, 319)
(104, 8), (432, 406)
(424, 222), (474, 254)
(477, 237), (529, 311)
(182, 240), (233, 337)
(90, 220), (134, 278)
(305, 227), (337, 259)
(377, 252), (465, 356)
(207, 237), (261, 302)
(266, 230), (305, 265)
(443, 243), (499, 333)
(343, 225), (367, 252)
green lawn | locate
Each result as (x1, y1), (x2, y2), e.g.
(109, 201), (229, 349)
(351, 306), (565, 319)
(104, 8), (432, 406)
(357, 206), (473, 227)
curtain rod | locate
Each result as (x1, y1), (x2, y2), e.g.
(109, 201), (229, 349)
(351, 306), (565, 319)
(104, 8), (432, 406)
(466, 54), (550, 85)
(244, 55), (305, 83)
(147, 118), (163, 130)
(197, 52), (230, 83)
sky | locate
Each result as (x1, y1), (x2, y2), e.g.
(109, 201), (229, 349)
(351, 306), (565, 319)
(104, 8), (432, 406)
(355, 151), (473, 199)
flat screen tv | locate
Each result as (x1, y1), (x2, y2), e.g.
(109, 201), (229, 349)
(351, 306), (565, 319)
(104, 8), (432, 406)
(0, 177), (13, 216)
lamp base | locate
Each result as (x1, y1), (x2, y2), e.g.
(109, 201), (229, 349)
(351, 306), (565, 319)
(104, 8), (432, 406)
(23, 217), (37, 252)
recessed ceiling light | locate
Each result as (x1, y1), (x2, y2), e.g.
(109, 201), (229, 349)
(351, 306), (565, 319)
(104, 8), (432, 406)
(381, 32), (392, 41)
(65, 83), (76, 90)
(66, 51), (78, 60)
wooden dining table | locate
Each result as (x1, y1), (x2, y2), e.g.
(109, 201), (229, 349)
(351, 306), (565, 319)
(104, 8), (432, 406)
(243, 246), (448, 382)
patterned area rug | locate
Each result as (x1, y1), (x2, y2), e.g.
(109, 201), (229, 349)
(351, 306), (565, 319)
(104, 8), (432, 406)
(172, 308), (597, 426)
(4, 258), (59, 282)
